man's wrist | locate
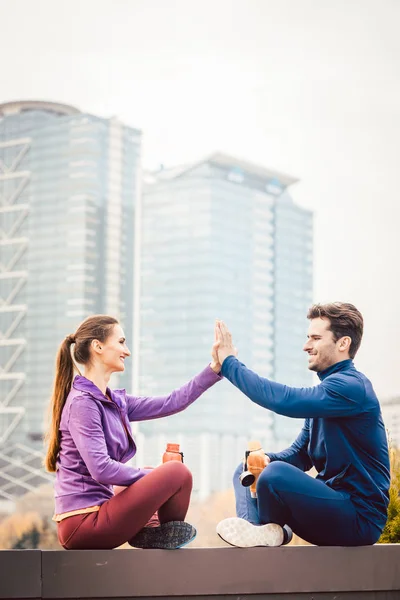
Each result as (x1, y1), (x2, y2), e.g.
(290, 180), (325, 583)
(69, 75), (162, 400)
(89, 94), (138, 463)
(220, 353), (235, 365)
(220, 354), (236, 370)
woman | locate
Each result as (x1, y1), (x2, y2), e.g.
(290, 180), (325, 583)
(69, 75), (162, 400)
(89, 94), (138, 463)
(45, 314), (222, 550)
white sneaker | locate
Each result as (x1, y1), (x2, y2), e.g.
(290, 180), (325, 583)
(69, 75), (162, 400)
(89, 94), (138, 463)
(216, 517), (284, 548)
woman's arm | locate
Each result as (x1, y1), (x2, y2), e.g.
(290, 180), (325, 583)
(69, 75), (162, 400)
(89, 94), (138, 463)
(68, 399), (147, 486)
(126, 364), (222, 422)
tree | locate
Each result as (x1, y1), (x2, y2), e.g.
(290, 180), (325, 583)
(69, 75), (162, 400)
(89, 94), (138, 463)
(379, 447), (400, 544)
(0, 512), (42, 549)
(0, 509), (60, 550)
(12, 526), (40, 549)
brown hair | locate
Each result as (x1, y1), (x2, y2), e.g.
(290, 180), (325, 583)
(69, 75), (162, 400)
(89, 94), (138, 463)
(307, 302), (363, 359)
(44, 315), (119, 472)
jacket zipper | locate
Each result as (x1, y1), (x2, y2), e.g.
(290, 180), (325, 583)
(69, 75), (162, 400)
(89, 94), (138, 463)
(107, 398), (133, 445)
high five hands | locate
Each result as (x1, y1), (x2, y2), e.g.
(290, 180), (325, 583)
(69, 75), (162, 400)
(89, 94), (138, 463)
(210, 320), (238, 372)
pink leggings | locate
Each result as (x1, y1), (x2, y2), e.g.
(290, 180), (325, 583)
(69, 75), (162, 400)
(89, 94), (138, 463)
(57, 461), (193, 550)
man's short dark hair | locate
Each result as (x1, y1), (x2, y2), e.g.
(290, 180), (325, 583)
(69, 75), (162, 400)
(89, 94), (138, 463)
(307, 302), (364, 359)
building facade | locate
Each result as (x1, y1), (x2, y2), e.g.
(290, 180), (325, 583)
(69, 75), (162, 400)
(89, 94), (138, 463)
(381, 396), (400, 449)
(273, 193), (314, 448)
(0, 101), (141, 499)
(0, 102), (313, 502)
(136, 153), (313, 498)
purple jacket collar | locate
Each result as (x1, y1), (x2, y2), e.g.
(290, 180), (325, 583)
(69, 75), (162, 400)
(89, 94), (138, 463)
(73, 375), (117, 404)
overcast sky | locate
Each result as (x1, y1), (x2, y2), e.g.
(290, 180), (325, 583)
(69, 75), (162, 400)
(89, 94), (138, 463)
(1, 0), (399, 397)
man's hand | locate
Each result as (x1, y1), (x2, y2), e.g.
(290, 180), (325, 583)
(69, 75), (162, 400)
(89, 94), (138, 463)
(215, 320), (238, 365)
(242, 453), (270, 468)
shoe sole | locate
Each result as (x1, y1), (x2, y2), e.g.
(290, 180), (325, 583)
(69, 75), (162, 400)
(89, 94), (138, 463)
(216, 517), (284, 548)
(130, 521), (197, 549)
(175, 530), (197, 549)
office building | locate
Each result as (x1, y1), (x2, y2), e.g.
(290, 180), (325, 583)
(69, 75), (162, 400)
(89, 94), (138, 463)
(0, 100), (141, 499)
(136, 153), (313, 497)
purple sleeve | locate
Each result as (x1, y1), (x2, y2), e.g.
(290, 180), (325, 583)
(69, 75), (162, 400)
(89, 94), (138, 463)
(68, 399), (147, 486)
(126, 364), (222, 422)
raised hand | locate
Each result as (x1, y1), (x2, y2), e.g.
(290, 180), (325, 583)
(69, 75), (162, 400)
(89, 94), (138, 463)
(210, 322), (222, 373)
(215, 320), (238, 365)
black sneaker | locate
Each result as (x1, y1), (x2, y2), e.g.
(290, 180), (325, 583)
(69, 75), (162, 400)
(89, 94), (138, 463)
(282, 524), (293, 545)
(129, 521), (197, 549)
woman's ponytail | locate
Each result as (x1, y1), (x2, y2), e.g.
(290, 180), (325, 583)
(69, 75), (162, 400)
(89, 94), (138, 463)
(44, 336), (75, 472)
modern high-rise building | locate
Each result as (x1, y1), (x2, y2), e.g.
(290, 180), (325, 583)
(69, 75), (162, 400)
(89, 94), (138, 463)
(136, 153), (313, 498)
(273, 193), (314, 449)
(0, 102), (313, 503)
(0, 101), (141, 500)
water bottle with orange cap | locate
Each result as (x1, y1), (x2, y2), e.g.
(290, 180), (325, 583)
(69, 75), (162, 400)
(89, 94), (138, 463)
(162, 443), (184, 463)
(239, 440), (268, 498)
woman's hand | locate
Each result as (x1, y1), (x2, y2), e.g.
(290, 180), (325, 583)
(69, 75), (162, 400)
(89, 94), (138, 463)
(215, 320), (238, 365)
(210, 324), (222, 373)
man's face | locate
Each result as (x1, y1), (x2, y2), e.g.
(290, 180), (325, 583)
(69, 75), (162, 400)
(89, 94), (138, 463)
(303, 317), (342, 372)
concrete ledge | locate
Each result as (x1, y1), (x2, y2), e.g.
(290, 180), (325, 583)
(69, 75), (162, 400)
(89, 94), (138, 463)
(1, 545), (400, 599)
(0, 550), (41, 599)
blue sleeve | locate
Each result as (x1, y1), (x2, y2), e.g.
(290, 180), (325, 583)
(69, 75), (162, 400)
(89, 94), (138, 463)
(221, 356), (365, 418)
(267, 420), (313, 471)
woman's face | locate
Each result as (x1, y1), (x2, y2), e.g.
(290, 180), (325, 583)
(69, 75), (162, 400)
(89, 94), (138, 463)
(99, 324), (131, 373)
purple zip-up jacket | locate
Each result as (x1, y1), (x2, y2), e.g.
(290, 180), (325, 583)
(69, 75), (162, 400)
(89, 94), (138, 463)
(54, 365), (221, 514)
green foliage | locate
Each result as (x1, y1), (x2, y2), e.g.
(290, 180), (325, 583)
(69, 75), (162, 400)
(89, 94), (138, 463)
(379, 448), (400, 544)
(12, 525), (41, 549)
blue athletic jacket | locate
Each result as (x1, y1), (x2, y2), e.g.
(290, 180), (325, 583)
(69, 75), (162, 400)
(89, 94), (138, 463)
(221, 357), (390, 530)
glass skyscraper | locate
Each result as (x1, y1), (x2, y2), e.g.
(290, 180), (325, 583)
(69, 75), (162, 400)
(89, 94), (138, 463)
(136, 153), (313, 498)
(0, 102), (312, 502)
(273, 194), (314, 448)
(0, 101), (141, 499)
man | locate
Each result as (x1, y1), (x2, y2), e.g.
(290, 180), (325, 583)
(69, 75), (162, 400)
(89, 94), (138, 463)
(215, 303), (390, 547)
